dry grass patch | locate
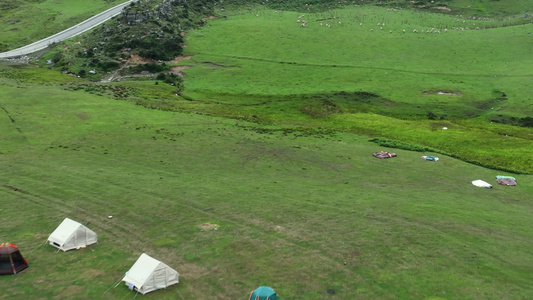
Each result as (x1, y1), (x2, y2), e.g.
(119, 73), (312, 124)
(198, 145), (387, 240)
(170, 65), (192, 76)
(56, 285), (83, 298)
(196, 223), (219, 230)
(80, 269), (106, 280)
(179, 263), (210, 280)
(172, 55), (192, 63)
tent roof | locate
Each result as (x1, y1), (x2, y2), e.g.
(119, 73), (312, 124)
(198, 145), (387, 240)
(0, 243), (20, 254)
(49, 218), (85, 243)
(250, 286), (278, 300)
(253, 286), (276, 295)
(122, 253), (175, 288)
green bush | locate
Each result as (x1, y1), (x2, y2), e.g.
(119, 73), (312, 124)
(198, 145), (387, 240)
(369, 137), (438, 152)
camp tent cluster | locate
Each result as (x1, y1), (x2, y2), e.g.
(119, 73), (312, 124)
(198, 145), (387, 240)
(2, 218), (183, 295)
(2, 219), (277, 298)
(3, 217), (276, 297)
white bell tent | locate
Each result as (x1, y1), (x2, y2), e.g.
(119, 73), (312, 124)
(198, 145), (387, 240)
(122, 253), (179, 295)
(48, 218), (98, 251)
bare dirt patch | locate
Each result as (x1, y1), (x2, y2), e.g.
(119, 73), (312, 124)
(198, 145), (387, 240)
(197, 223), (219, 230)
(423, 90), (462, 96)
(35, 278), (46, 284)
(75, 112), (88, 120)
(80, 269), (105, 280)
(56, 285), (83, 298)
(172, 55), (192, 63)
(170, 65), (192, 76)
(434, 6), (451, 11)
(126, 54), (153, 65)
(437, 91), (461, 96)
(203, 61), (227, 68)
(34, 233), (48, 239)
(179, 263), (210, 280)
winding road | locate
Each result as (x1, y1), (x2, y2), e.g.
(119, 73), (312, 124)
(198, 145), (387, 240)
(0, 0), (137, 59)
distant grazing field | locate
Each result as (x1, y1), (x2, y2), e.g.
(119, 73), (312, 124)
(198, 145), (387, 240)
(0, 0), (127, 51)
(175, 5), (533, 173)
(0, 63), (532, 299)
(183, 6), (532, 116)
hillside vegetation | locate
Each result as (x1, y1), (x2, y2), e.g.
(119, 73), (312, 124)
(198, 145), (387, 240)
(14, 0), (529, 173)
(174, 4), (533, 173)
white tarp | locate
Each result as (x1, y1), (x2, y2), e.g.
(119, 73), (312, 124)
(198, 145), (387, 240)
(472, 180), (492, 189)
(122, 253), (179, 295)
(48, 218), (98, 251)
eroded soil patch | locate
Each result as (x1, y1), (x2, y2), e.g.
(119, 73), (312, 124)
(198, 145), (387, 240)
(197, 223), (219, 230)
(423, 90), (462, 96)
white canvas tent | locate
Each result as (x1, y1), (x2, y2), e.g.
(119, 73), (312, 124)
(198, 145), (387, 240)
(48, 218), (98, 251)
(122, 253), (179, 295)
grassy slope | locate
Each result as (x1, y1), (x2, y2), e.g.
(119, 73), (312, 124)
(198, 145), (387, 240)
(0, 0), (127, 51)
(0, 65), (532, 299)
(178, 5), (533, 173)
(182, 6), (532, 114)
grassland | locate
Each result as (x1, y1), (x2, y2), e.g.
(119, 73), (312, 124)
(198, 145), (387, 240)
(0, 0), (128, 51)
(1, 64), (532, 299)
(176, 5), (533, 173)
(1, 0), (533, 299)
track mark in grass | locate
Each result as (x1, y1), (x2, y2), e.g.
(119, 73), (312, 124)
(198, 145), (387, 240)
(2, 184), (30, 194)
(193, 54), (533, 77)
(202, 61), (228, 68)
(1, 105), (26, 140)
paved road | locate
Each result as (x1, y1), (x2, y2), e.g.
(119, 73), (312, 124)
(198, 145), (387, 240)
(0, 0), (137, 59)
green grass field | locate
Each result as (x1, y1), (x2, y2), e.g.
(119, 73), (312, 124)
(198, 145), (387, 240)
(1, 0), (533, 298)
(0, 0), (128, 51)
(1, 64), (532, 299)
(175, 5), (533, 173)
(182, 6), (533, 114)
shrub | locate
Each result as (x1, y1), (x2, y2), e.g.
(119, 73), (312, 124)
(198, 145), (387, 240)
(519, 116), (533, 127)
(369, 137), (438, 152)
(52, 52), (63, 64)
